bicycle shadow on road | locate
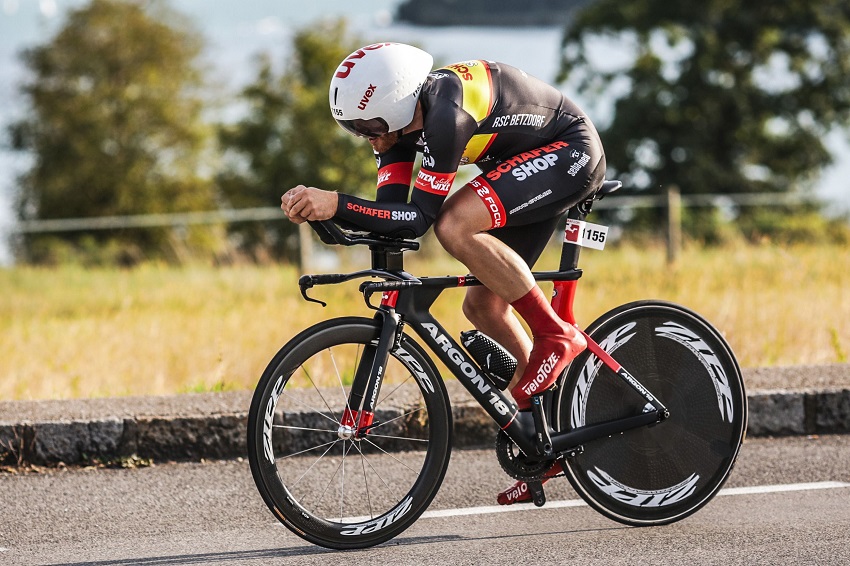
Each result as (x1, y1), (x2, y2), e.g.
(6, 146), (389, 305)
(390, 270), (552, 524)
(43, 527), (626, 565)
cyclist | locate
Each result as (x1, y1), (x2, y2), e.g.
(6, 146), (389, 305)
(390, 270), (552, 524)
(281, 42), (606, 503)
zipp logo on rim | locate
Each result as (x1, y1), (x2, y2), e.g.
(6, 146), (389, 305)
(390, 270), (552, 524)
(263, 375), (285, 464)
(395, 346), (435, 393)
(571, 322), (637, 428)
(340, 496), (413, 536)
(587, 467), (700, 507)
(655, 321), (735, 422)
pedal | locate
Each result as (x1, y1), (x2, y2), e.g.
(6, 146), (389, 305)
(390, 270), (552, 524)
(527, 480), (546, 507)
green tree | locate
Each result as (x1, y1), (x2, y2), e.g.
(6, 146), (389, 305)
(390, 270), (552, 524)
(217, 19), (375, 261)
(10, 0), (221, 264)
(559, 1), (850, 239)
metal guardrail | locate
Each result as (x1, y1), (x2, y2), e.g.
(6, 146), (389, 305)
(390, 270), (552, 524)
(6, 192), (822, 235)
(592, 191), (819, 210)
(10, 207), (284, 234)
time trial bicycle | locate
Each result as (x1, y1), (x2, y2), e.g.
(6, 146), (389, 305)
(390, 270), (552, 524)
(246, 180), (747, 549)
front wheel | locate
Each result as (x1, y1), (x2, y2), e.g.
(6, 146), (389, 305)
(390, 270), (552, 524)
(247, 317), (452, 549)
(555, 301), (747, 525)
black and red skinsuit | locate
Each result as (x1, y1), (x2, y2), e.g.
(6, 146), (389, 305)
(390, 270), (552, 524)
(335, 60), (605, 265)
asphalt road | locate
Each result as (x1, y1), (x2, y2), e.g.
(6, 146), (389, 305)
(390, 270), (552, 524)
(2, 435), (849, 566)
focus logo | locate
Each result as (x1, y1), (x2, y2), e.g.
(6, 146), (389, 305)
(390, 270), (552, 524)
(469, 178), (506, 228)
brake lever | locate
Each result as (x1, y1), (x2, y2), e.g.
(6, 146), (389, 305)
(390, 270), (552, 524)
(298, 276), (327, 307)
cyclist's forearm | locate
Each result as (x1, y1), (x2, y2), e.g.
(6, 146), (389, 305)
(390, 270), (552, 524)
(335, 193), (434, 238)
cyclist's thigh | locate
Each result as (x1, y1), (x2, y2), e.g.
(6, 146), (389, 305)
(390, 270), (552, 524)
(489, 219), (560, 267)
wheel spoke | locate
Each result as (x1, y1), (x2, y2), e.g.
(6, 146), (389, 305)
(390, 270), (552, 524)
(357, 444), (374, 520)
(369, 405), (427, 430)
(279, 389), (339, 428)
(299, 364), (341, 424)
(278, 439), (339, 461)
(351, 440), (403, 504)
(273, 424), (337, 434)
(291, 439), (342, 488)
(327, 346), (351, 415)
(376, 373), (414, 407)
(339, 440), (351, 522)
(362, 437), (422, 477)
(366, 433), (429, 443)
(315, 443), (349, 514)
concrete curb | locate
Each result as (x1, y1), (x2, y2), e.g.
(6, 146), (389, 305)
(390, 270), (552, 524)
(1, 376), (848, 467)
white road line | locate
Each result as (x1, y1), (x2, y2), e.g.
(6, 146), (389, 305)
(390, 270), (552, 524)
(417, 481), (850, 521)
(717, 481), (850, 497)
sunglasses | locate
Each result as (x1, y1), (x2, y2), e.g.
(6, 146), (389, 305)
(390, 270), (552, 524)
(336, 117), (390, 139)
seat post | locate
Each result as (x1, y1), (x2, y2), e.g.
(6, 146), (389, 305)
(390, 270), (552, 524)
(558, 200), (592, 271)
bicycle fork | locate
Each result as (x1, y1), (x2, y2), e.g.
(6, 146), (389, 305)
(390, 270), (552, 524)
(339, 303), (402, 439)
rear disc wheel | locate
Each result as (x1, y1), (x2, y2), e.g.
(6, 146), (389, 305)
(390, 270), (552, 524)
(556, 301), (747, 525)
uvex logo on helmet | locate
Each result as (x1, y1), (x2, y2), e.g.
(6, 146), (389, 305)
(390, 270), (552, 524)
(334, 43), (392, 79)
(358, 84), (377, 110)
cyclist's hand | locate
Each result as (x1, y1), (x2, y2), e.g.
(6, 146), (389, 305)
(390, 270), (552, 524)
(281, 186), (338, 223)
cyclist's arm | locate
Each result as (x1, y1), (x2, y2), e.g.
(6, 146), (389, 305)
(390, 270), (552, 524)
(336, 188), (439, 239)
(335, 138), (429, 238)
(373, 147), (414, 204)
(335, 98), (477, 238)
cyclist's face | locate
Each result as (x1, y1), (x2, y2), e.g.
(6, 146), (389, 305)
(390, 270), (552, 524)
(368, 130), (401, 154)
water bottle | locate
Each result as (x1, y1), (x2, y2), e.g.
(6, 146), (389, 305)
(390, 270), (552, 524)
(460, 330), (517, 390)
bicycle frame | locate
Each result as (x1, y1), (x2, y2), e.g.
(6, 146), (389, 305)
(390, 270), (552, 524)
(312, 190), (669, 462)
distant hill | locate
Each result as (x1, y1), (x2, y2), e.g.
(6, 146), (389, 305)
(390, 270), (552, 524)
(395, 0), (593, 27)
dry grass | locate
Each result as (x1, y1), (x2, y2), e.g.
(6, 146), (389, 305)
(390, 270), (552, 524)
(1, 240), (847, 400)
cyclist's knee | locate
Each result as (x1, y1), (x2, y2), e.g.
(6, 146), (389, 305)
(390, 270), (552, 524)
(434, 212), (465, 255)
(434, 188), (492, 255)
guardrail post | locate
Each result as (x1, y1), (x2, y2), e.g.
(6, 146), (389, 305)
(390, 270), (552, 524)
(666, 185), (682, 265)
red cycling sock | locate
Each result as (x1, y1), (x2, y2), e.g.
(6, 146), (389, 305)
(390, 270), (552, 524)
(510, 286), (586, 410)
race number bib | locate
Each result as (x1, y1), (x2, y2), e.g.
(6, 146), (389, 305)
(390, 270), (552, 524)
(563, 219), (609, 250)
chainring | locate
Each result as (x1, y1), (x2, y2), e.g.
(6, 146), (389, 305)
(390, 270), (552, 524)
(495, 430), (555, 481)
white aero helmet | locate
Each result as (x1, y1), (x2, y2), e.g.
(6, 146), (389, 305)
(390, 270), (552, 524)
(329, 43), (433, 138)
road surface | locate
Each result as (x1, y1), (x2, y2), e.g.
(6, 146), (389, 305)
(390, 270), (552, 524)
(2, 435), (849, 565)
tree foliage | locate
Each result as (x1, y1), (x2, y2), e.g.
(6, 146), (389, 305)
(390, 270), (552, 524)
(10, 0), (221, 264)
(217, 19), (375, 261)
(559, 1), (850, 202)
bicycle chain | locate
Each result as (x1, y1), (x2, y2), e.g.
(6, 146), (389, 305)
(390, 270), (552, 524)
(495, 430), (562, 482)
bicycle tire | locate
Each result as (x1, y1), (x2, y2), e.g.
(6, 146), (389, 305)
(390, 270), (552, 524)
(247, 317), (452, 549)
(554, 300), (747, 525)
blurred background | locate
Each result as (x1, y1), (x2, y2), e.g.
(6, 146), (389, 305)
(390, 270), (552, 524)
(1, 0), (848, 399)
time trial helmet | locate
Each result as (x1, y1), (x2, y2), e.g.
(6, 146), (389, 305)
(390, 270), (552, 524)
(329, 43), (433, 138)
